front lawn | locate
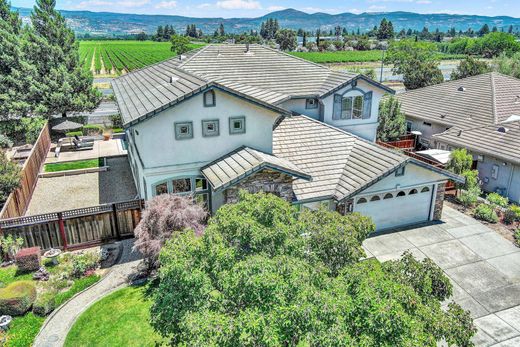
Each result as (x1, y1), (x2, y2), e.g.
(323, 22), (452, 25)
(44, 158), (104, 172)
(65, 286), (165, 347)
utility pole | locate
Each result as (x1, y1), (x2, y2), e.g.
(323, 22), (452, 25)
(380, 49), (385, 83)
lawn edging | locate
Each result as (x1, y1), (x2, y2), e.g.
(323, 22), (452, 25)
(39, 158), (108, 177)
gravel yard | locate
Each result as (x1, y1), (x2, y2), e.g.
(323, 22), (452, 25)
(26, 156), (137, 215)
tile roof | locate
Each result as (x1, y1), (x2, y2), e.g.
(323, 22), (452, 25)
(433, 120), (520, 165)
(201, 146), (311, 191)
(273, 114), (408, 202)
(113, 44), (365, 126)
(397, 72), (520, 129)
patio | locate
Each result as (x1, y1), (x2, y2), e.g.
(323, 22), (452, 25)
(363, 206), (520, 346)
(45, 138), (127, 164)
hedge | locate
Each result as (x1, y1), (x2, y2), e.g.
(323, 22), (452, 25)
(0, 281), (37, 316)
(15, 247), (41, 272)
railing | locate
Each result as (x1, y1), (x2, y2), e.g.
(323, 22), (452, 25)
(0, 200), (144, 251)
(0, 123), (51, 219)
(377, 134), (416, 150)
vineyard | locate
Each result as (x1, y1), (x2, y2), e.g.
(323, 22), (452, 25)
(79, 41), (206, 75)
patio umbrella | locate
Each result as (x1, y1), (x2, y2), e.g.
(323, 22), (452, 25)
(52, 120), (83, 132)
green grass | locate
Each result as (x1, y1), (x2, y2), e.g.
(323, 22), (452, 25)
(65, 286), (165, 347)
(289, 50), (465, 63)
(0, 266), (34, 286)
(79, 40), (206, 75)
(5, 313), (45, 347)
(44, 158), (104, 173)
(55, 275), (100, 307)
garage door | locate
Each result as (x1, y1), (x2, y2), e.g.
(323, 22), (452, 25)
(353, 185), (434, 231)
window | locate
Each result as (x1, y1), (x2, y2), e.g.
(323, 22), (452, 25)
(203, 90), (215, 107)
(306, 98), (318, 109)
(409, 189), (418, 195)
(172, 178), (191, 193)
(370, 195), (381, 202)
(202, 119), (219, 137)
(423, 122), (432, 127)
(397, 191), (406, 197)
(155, 183), (168, 196)
(174, 122), (193, 140)
(406, 121), (413, 133)
(195, 178), (208, 191)
(492, 165), (499, 180)
(229, 116), (246, 135)
(383, 193), (393, 199)
(421, 187), (430, 193)
(195, 193), (209, 208)
(341, 95), (364, 119)
(357, 197), (368, 204)
(395, 166), (405, 177)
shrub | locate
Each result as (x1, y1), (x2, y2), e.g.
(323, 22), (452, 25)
(474, 204), (499, 223)
(110, 114), (123, 128)
(0, 133), (13, 148)
(82, 124), (103, 136)
(503, 206), (520, 225)
(0, 152), (21, 206)
(515, 229), (520, 247)
(487, 192), (509, 208)
(0, 281), (37, 315)
(15, 247), (41, 272)
(71, 252), (100, 278)
(33, 290), (57, 316)
(133, 194), (207, 269)
(0, 235), (24, 260)
(111, 128), (124, 134)
(458, 187), (480, 207)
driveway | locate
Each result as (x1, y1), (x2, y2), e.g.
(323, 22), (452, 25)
(363, 205), (520, 347)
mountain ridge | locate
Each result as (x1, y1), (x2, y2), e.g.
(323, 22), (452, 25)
(12, 7), (520, 36)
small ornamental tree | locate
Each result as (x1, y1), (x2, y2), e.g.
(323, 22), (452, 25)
(150, 191), (476, 346)
(451, 56), (491, 80)
(170, 34), (190, 56)
(377, 96), (407, 142)
(447, 148), (473, 175)
(275, 29), (297, 51)
(133, 194), (206, 269)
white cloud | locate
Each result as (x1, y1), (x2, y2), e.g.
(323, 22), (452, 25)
(267, 5), (285, 11)
(197, 2), (212, 8)
(75, 0), (111, 8)
(216, 0), (261, 10)
(348, 8), (363, 14)
(75, 0), (150, 9)
(416, 0), (432, 4)
(155, 1), (177, 9)
(368, 5), (386, 11)
(116, 0), (151, 7)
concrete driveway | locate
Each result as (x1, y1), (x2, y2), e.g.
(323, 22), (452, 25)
(363, 205), (520, 347)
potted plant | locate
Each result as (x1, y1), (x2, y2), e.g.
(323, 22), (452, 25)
(102, 128), (113, 141)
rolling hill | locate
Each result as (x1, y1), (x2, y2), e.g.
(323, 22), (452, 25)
(13, 7), (520, 37)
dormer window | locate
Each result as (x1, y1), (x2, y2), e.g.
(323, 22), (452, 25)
(341, 95), (364, 119)
(333, 90), (372, 121)
(203, 90), (216, 107)
(305, 98), (318, 109)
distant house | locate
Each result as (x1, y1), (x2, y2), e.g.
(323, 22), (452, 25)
(113, 44), (458, 231)
(398, 72), (520, 202)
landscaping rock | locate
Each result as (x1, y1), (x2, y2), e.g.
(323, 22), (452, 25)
(0, 281), (37, 316)
(33, 267), (50, 281)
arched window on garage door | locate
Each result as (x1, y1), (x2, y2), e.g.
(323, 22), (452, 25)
(370, 195), (381, 202)
(383, 193), (393, 199)
(421, 187), (430, 193)
(409, 189), (418, 195)
(357, 197), (368, 204)
(397, 191), (406, 197)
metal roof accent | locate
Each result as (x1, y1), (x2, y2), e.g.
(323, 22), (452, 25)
(201, 146), (311, 191)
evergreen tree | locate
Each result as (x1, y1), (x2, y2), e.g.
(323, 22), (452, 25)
(0, 0), (35, 119)
(478, 24), (490, 37)
(275, 29), (297, 51)
(302, 31), (307, 47)
(218, 23), (225, 36)
(508, 25), (514, 34)
(24, 0), (100, 117)
(157, 25), (164, 40)
(377, 18), (394, 40)
(377, 96), (406, 142)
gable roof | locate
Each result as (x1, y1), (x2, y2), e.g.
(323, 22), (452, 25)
(273, 114), (410, 202)
(113, 44), (392, 126)
(397, 72), (520, 129)
(201, 146), (311, 191)
(433, 120), (520, 165)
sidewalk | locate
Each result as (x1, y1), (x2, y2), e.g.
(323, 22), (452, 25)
(34, 239), (141, 347)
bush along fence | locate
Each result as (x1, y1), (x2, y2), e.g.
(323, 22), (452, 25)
(0, 200), (144, 251)
(1, 122), (51, 219)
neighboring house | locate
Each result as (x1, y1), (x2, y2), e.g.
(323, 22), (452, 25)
(398, 72), (520, 202)
(113, 44), (458, 231)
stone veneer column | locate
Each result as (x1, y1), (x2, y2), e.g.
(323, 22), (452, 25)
(224, 169), (294, 204)
(433, 182), (446, 220)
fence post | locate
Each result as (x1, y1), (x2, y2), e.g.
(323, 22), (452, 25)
(57, 212), (68, 250)
(112, 203), (121, 239)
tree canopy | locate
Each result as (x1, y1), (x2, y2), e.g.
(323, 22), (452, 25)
(386, 39), (444, 90)
(170, 34), (191, 56)
(450, 56), (491, 80)
(377, 96), (407, 142)
(275, 29), (297, 51)
(150, 191), (475, 346)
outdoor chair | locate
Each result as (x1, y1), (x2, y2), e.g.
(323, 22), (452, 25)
(74, 135), (95, 143)
(72, 139), (94, 151)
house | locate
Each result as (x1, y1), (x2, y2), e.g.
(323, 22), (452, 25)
(398, 72), (520, 202)
(112, 44), (459, 231)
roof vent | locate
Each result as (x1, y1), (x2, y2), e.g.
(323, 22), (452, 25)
(170, 76), (179, 83)
(458, 86), (466, 92)
(497, 126), (509, 133)
(244, 43), (253, 55)
(457, 130), (463, 136)
(515, 96), (520, 104)
(440, 114), (447, 119)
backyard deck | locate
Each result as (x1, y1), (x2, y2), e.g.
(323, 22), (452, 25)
(45, 138), (127, 164)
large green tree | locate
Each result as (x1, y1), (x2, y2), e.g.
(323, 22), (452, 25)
(23, 0), (100, 117)
(377, 96), (407, 142)
(386, 39), (444, 90)
(150, 191), (475, 346)
(0, 0), (35, 119)
(451, 56), (491, 80)
(0, 151), (20, 207)
(275, 29), (297, 51)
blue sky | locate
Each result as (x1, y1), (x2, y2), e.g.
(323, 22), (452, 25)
(9, 0), (520, 18)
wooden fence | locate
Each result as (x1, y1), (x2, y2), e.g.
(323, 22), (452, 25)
(0, 123), (51, 219)
(0, 200), (144, 251)
(377, 134), (416, 150)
